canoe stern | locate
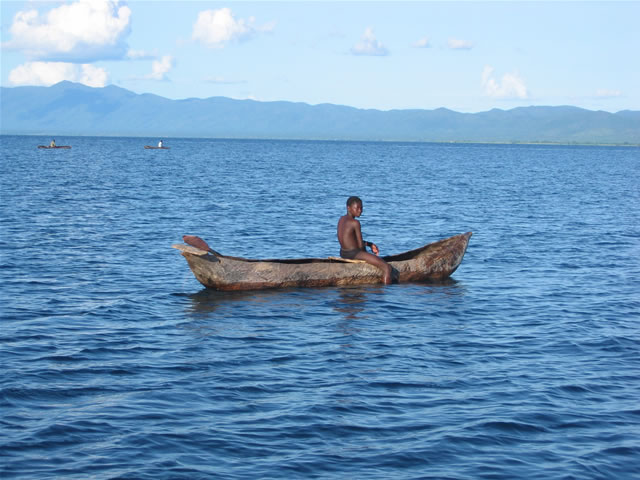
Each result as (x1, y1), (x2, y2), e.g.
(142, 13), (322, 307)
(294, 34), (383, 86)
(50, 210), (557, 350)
(390, 231), (471, 282)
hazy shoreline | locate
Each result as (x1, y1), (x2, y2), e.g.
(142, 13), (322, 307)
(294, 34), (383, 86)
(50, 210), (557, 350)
(4, 133), (638, 148)
(2, 82), (639, 146)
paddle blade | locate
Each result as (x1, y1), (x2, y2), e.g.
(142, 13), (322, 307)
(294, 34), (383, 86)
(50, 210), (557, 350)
(183, 235), (211, 252)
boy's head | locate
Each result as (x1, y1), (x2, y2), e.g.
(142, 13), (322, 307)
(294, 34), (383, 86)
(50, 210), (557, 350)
(346, 196), (362, 208)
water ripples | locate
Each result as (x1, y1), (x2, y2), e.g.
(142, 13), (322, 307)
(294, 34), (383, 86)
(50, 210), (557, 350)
(1, 137), (639, 478)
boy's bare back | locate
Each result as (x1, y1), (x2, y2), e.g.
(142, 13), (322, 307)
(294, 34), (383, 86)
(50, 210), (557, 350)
(337, 214), (362, 251)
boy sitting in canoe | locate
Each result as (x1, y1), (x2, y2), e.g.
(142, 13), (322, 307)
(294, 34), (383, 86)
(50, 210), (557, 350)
(337, 196), (393, 284)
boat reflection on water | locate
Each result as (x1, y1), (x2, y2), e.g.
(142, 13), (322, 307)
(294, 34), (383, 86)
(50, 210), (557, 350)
(332, 286), (378, 321)
(183, 277), (464, 321)
(182, 286), (320, 317)
(185, 284), (383, 318)
(331, 278), (462, 322)
(182, 288), (269, 315)
(177, 281), (467, 341)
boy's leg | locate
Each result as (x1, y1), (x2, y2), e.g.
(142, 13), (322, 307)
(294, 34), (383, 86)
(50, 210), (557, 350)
(355, 251), (393, 284)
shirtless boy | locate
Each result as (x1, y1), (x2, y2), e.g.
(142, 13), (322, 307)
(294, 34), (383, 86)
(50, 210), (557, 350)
(337, 196), (393, 285)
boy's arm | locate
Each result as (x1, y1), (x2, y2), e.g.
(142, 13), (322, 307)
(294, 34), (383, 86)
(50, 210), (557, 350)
(353, 219), (365, 250)
(357, 221), (380, 255)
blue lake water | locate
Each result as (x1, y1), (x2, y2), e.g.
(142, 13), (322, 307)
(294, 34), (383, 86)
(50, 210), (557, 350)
(1, 135), (639, 479)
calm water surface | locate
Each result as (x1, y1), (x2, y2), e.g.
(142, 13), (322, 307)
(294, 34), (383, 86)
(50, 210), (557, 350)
(1, 136), (639, 479)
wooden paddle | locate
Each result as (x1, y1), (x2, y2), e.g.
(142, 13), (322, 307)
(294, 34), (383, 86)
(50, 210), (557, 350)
(327, 256), (366, 263)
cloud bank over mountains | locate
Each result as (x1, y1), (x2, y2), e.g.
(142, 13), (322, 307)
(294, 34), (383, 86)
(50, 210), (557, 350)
(8, 61), (107, 88)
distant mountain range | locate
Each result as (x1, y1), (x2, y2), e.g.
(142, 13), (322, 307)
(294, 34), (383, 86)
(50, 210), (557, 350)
(1, 81), (639, 144)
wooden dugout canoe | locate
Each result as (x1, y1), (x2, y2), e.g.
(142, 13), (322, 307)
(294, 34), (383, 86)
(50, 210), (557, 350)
(38, 145), (71, 149)
(173, 232), (471, 291)
(144, 146), (170, 149)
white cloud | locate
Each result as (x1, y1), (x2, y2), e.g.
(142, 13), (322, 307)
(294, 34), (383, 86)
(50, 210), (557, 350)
(192, 8), (273, 48)
(3, 0), (131, 62)
(412, 37), (431, 48)
(482, 65), (529, 99)
(351, 28), (389, 56)
(8, 61), (108, 87)
(595, 89), (622, 98)
(147, 55), (174, 81)
(448, 38), (474, 50)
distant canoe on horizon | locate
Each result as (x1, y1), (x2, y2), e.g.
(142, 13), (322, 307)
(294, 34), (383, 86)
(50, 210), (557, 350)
(144, 145), (170, 149)
(38, 145), (71, 149)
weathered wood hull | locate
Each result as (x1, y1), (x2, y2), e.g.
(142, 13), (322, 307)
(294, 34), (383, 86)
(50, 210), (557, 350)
(144, 146), (170, 149)
(38, 145), (71, 149)
(173, 232), (471, 291)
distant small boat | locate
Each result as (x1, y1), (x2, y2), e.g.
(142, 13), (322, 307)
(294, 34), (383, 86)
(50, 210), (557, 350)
(144, 146), (170, 149)
(38, 145), (71, 149)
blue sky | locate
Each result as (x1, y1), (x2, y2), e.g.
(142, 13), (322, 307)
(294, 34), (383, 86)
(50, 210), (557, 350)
(1, 1), (638, 112)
